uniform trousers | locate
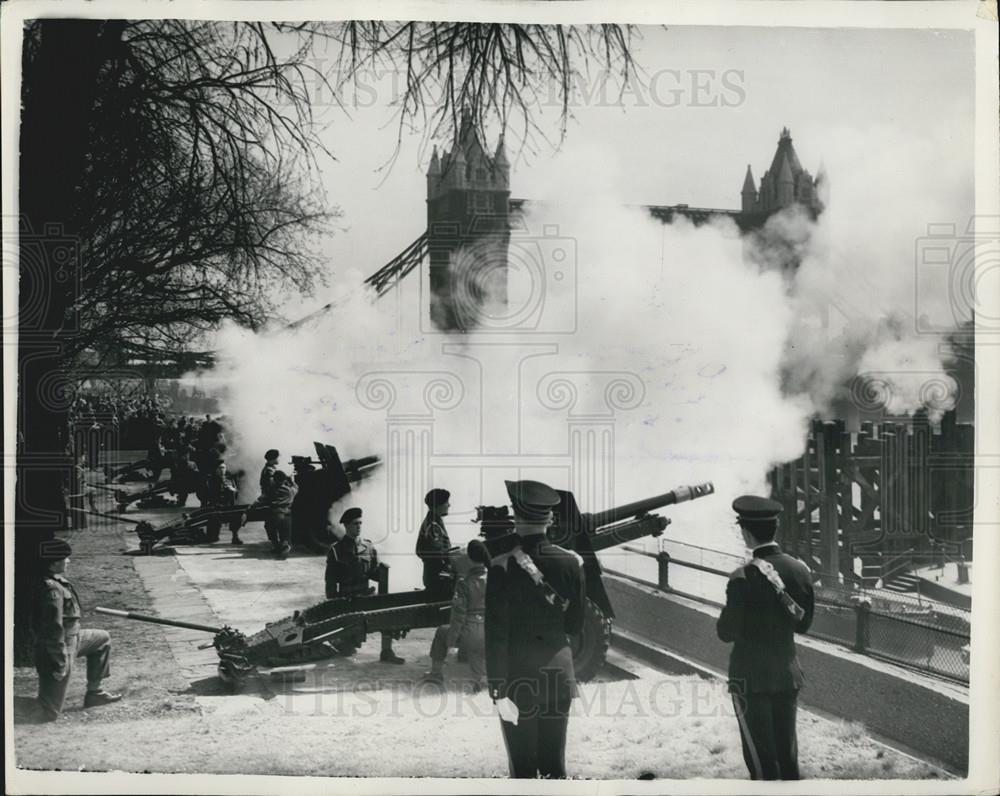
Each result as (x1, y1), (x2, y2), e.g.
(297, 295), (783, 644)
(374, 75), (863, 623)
(429, 620), (485, 680)
(499, 703), (570, 779)
(205, 513), (241, 541)
(731, 689), (800, 780)
(272, 511), (292, 545)
(36, 629), (112, 717)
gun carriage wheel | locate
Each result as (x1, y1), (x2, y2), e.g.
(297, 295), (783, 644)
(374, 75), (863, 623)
(570, 598), (613, 681)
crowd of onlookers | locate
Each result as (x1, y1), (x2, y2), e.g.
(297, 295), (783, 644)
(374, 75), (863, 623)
(64, 389), (237, 529)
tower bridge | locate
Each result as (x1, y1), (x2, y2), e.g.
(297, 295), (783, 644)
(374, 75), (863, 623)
(126, 121), (826, 370)
(422, 117), (825, 331)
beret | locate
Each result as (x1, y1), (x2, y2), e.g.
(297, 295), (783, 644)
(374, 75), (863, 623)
(265, 449), (280, 460)
(467, 538), (490, 565)
(424, 488), (451, 508)
(340, 507), (363, 524)
(505, 479), (560, 521)
(732, 495), (782, 521)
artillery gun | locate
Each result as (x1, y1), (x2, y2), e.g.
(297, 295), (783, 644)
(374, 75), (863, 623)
(99, 481), (713, 687)
(126, 442), (380, 554)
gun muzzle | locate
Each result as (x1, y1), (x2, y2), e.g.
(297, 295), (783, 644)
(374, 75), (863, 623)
(671, 482), (715, 504)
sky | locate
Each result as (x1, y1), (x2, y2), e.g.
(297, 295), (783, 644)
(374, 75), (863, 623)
(294, 24), (975, 312)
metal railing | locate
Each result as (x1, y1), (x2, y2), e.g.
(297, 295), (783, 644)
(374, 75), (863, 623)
(603, 543), (970, 685)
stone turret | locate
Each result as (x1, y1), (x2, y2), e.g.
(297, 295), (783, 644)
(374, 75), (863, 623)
(741, 164), (757, 213)
(743, 127), (824, 218)
(426, 110), (512, 330)
(776, 155), (795, 206)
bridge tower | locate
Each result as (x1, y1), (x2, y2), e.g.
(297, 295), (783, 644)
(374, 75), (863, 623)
(426, 110), (511, 330)
(737, 127), (827, 277)
(738, 126), (825, 227)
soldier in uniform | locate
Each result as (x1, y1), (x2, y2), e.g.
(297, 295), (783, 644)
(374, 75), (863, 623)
(291, 456), (334, 553)
(267, 470), (296, 558)
(255, 449), (280, 549)
(717, 495), (815, 781)
(170, 447), (200, 507)
(259, 449), (280, 496)
(485, 480), (586, 779)
(421, 539), (489, 690)
(416, 488), (454, 598)
(34, 539), (122, 721)
(202, 460), (241, 544)
(325, 508), (404, 664)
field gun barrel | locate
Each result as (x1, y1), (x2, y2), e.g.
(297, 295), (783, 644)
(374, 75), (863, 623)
(95, 607), (223, 635)
(587, 482), (714, 529)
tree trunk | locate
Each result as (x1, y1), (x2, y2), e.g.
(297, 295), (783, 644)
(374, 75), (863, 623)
(15, 19), (124, 663)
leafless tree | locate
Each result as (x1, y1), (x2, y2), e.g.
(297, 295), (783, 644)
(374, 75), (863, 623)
(15, 17), (639, 658)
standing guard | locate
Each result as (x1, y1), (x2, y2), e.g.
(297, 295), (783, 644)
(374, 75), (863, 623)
(717, 495), (815, 781)
(416, 488), (454, 598)
(485, 480), (586, 779)
(325, 508), (405, 664)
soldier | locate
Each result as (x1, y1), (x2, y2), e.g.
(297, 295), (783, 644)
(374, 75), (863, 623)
(422, 539), (489, 690)
(291, 456), (334, 553)
(416, 488), (454, 598)
(170, 447), (200, 507)
(34, 539), (122, 721)
(717, 495), (815, 781)
(259, 449), (280, 496)
(267, 470), (296, 558)
(256, 449), (280, 549)
(485, 480), (586, 779)
(325, 508), (404, 664)
(202, 460), (241, 544)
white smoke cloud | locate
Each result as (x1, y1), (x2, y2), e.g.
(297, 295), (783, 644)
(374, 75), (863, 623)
(775, 120), (968, 422)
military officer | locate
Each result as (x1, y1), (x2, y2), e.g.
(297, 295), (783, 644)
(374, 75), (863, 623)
(485, 480), (586, 779)
(325, 508), (404, 664)
(416, 488), (455, 598)
(717, 495), (815, 780)
(34, 539), (122, 721)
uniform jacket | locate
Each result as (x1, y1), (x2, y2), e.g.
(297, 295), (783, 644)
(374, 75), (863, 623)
(259, 463), (277, 499)
(268, 481), (297, 514)
(35, 575), (83, 678)
(485, 535), (586, 709)
(416, 512), (452, 589)
(446, 564), (487, 648)
(326, 535), (378, 598)
(172, 459), (201, 493)
(716, 543), (815, 694)
(204, 473), (238, 507)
